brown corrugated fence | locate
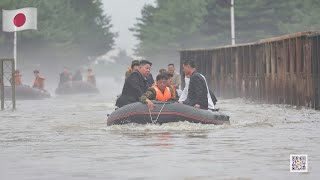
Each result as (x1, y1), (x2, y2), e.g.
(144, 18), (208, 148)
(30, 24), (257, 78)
(180, 31), (320, 110)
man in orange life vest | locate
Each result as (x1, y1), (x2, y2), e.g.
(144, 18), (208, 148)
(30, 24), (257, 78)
(32, 70), (45, 90)
(14, 69), (22, 86)
(140, 73), (177, 110)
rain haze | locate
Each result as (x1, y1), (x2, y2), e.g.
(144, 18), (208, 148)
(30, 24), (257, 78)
(102, 0), (155, 53)
(0, 1), (319, 180)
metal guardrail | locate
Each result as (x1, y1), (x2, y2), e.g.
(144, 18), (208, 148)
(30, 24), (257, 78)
(180, 31), (320, 110)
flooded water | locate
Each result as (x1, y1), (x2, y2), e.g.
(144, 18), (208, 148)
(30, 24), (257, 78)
(0, 78), (319, 180)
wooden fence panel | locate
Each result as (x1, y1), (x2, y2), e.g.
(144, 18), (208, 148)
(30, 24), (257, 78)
(180, 32), (320, 110)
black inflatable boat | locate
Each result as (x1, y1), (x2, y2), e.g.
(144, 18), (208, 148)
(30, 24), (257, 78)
(2, 85), (51, 100)
(107, 101), (230, 126)
(55, 81), (99, 95)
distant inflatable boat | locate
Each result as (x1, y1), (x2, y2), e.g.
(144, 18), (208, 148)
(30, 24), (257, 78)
(107, 101), (230, 126)
(55, 81), (99, 95)
(2, 85), (51, 100)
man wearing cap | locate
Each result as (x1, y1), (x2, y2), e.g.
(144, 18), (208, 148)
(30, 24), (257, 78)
(116, 60), (152, 108)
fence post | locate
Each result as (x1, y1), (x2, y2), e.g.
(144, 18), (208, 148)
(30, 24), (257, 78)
(0, 58), (15, 111)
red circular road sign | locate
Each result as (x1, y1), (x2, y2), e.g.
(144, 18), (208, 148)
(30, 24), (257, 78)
(13, 13), (26, 27)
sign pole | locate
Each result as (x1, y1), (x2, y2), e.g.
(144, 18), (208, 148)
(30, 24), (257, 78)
(13, 22), (17, 70)
(231, 0), (235, 45)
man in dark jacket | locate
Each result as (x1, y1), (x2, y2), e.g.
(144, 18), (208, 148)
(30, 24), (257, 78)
(125, 60), (140, 79)
(182, 59), (209, 110)
(72, 69), (83, 81)
(59, 67), (71, 88)
(116, 60), (152, 108)
(146, 73), (154, 88)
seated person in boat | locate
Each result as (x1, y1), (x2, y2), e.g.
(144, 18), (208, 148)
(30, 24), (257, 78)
(125, 60), (140, 79)
(59, 67), (71, 87)
(168, 63), (181, 89)
(72, 69), (83, 81)
(166, 72), (178, 99)
(116, 60), (152, 108)
(33, 70), (45, 90)
(159, 68), (167, 74)
(10, 69), (22, 86)
(15, 70), (22, 86)
(181, 60), (215, 110)
(141, 73), (178, 110)
(86, 68), (96, 87)
(146, 72), (155, 88)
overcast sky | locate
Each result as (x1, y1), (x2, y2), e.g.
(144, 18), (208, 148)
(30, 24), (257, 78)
(102, 0), (155, 53)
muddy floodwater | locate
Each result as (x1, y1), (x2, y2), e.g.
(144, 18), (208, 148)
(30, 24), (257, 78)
(0, 78), (319, 180)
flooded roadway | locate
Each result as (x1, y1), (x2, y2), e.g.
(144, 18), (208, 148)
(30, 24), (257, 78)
(0, 78), (319, 180)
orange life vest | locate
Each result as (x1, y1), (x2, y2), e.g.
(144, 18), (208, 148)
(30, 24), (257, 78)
(153, 85), (172, 101)
(33, 76), (45, 90)
(15, 74), (22, 86)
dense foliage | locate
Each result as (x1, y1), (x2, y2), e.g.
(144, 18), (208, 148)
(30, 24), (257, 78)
(0, 0), (116, 69)
(131, 0), (320, 62)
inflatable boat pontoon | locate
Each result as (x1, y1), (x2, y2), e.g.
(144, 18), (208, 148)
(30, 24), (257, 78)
(55, 81), (99, 95)
(2, 85), (51, 100)
(107, 101), (230, 126)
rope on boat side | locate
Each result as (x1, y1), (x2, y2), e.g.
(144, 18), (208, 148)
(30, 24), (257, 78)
(148, 101), (167, 124)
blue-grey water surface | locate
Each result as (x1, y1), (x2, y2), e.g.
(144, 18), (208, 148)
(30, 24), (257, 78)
(0, 78), (319, 180)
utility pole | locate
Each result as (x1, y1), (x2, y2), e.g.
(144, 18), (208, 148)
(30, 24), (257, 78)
(231, 0), (235, 45)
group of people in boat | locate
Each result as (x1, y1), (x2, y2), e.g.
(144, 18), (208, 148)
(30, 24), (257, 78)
(116, 59), (217, 111)
(58, 67), (96, 88)
(11, 67), (97, 91)
(12, 69), (46, 90)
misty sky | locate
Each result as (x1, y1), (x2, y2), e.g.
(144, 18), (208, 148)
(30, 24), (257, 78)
(102, 0), (155, 53)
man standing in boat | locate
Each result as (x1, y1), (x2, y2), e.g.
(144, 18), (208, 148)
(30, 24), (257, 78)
(141, 73), (178, 110)
(181, 60), (215, 110)
(116, 60), (152, 108)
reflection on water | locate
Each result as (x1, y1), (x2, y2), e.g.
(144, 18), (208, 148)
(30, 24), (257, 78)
(0, 78), (320, 180)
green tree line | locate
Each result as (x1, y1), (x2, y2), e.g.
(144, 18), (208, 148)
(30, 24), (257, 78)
(0, 0), (116, 70)
(131, 0), (320, 64)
